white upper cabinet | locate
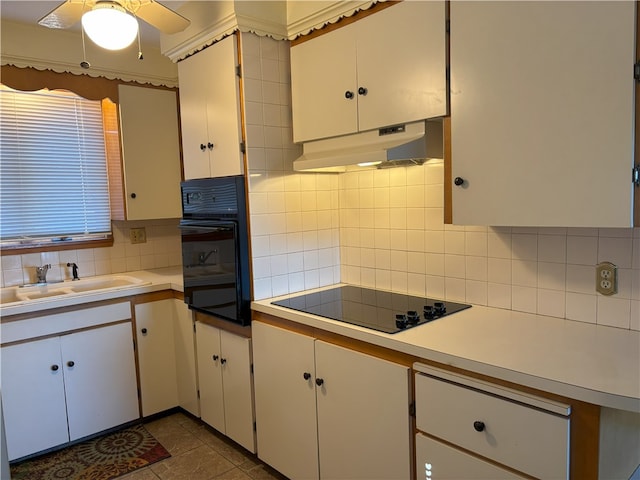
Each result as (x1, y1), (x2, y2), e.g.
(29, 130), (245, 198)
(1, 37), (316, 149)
(291, 1), (447, 143)
(178, 35), (244, 179)
(450, 1), (636, 227)
(118, 85), (182, 219)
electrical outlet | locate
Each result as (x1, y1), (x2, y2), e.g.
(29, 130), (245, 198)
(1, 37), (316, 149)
(596, 262), (617, 296)
(129, 227), (147, 244)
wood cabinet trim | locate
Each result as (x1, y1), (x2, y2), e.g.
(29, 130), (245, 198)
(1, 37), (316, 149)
(195, 311), (252, 338)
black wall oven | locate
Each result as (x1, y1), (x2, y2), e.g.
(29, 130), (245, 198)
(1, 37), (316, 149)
(180, 176), (251, 326)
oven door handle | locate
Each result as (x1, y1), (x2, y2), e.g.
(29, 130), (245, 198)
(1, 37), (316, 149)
(178, 224), (235, 233)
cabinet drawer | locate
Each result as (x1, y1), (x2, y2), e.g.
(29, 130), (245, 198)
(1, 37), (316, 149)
(415, 368), (569, 479)
(416, 433), (526, 479)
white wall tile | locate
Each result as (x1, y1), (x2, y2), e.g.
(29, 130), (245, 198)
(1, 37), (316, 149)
(566, 292), (597, 324)
(597, 296), (631, 329)
(567, 234), (598, 265)
(512, 234), (538, 260)
(598, 236), (633, 268)
(488, 283), (511, 309)
(538, 234), (566, 263)
(512, 286), (537, 314)
(537, 289), (565, 318)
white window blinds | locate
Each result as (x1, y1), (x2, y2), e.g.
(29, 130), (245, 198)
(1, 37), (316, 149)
(0, 86), (111, 245)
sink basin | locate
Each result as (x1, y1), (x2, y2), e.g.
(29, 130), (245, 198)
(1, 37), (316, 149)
(1, 274), (151, 305)
(68, 275), (147, 293)
(21, 288), (73, 300)
(1, 288), (22, 304)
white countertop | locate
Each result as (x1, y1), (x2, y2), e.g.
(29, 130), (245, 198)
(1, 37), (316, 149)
(252, 286), (640, 414)
(0, 267), (183, 317)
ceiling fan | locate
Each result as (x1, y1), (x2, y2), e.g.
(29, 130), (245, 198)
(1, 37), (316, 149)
(37, 0), (190, 43)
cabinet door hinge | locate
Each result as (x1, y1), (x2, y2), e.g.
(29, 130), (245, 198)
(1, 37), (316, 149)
(197, 389), (200, 399)
(445, 18), (450, 34)
(253, 421), (257, 432)
(634, 62), (640, 81)
(409, 402), (416, 417)
(633, 165), (640, 186)
(240, 141), (246, 154)
(250, 363), (254, 374)
(236, 65), (242, 78)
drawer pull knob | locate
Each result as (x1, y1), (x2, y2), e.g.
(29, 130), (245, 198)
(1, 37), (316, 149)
(473, 421), (485, 432)
(51, 364), (59, 371)
(141, 328), (147, 334)
(220, 358), (227, 365)
(303, 372), (311, 380)
(212, 355), (219, 361)
(67, 361), (75, 368)
(315, 378), (324, 387)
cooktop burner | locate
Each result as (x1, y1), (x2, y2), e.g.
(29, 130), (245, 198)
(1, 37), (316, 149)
(271, 285), (471, 334)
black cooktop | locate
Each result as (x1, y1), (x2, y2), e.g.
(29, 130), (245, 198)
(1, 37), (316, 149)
(271, 285), (471, 334)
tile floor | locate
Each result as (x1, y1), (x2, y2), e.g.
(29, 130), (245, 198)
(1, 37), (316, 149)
(121, 412), (288, 480)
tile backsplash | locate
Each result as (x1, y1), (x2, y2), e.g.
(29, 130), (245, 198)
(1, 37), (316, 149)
(1, 219), (182, 287)
(337, 161), (639, 331)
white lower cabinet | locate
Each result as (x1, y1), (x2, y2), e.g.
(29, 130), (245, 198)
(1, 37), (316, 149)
(2, 322), (139, 461)
(173, 300), (199, 417)
(252, 321), (411, 480)
(196, 321), (255, 452)
(414, 364), (570, 479)
(416, 433), (525, 480)
(135, 299), (199, 417)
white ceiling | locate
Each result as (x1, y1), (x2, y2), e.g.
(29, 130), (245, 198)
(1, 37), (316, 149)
(0, 1), (188, 47)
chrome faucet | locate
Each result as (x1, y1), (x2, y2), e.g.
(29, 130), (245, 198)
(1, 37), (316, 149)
(35, 264), (51, 283)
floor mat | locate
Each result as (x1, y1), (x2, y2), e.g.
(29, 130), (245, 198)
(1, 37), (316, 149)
(10, 423), (171, 480)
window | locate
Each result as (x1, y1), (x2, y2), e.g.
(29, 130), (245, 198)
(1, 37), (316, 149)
(0, 86), (112, 249)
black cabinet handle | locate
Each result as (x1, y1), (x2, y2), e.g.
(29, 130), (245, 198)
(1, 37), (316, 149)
(212, 355), (219, 361)
(67, 361), (75, 368)
(130, 193), (137, 199)
(220, 358), (227, 365)
(303, 372), (311, 380)
(141, 328), (147, 334)
(200, 143), (207, 151)
(473, 421), (485, 432)
(51, 364), (59, 371)
(344, 91), (354, 99)
(358, 86), (368, 96)
(207, 142), (214, 150)
(315, 378), (324, 387)
(454, 177), (465, 186)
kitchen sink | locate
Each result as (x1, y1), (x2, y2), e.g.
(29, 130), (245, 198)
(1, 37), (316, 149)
(20, 288), (74, 300)
(0, 275), (151, 305)
(0, 289), (22, 304)
(68, 275), (148, 293)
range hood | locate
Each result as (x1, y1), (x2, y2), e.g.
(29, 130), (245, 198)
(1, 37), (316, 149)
(293, 119), (444, 173)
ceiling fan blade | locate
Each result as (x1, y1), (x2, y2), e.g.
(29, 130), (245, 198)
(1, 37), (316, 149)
(134, 1), (190, 35)
(37, 0), (93, 29)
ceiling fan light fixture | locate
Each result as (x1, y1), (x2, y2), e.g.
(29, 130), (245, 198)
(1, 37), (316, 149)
(81, 1), (138, 51)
